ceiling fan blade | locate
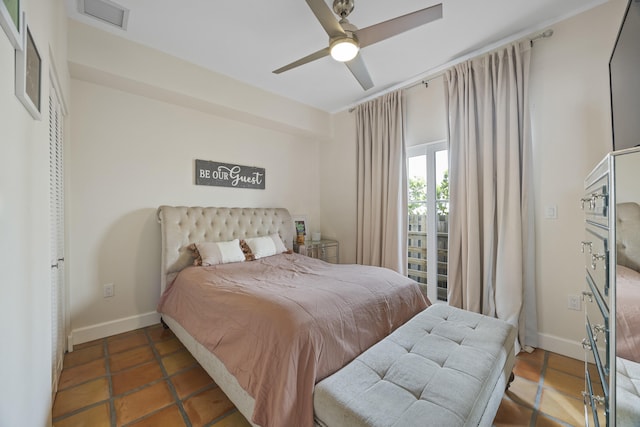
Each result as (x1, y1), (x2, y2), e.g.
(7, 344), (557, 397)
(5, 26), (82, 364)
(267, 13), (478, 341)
(357, 3), (443, 48)
(305, 0), (346, 38)
(345, 54), (374, 90)
(273, 47), (332, 74)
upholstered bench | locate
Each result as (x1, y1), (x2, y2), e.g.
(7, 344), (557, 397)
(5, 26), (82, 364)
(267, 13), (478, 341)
(313, 304), (517, 427)
(616, 357), (640, 425)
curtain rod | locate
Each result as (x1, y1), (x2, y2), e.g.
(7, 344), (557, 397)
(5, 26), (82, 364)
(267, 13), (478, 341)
(406, 29), (553, 90)
(347, 28), (554, 113)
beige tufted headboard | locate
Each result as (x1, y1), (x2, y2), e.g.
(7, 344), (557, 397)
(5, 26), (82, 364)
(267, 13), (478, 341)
(157, 206), (294, 294)
(617, 202), (640, 273)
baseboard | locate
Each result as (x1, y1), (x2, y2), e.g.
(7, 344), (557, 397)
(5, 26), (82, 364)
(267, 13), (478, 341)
(69, 311), (161, 350)
(537, 332), (582, 359)
(69, 317), (590, 360)
(537, 332), (591, 362)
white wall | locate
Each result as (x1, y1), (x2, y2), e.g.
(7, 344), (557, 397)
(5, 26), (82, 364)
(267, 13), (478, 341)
(67, 22), (329, 343)
(319, 109), (357, 263)
(67, 21), (330, 140)
(405, 76), (447, 147)
(529, 0), (627, 358)
(323, 0), (629, 359)
(0, 0), (69, 425)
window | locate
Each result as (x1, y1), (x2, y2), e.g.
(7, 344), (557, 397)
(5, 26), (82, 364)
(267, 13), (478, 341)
(407, 141), (449, 302)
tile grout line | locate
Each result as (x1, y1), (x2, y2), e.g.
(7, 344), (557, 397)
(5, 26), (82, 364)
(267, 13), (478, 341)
(55, 334), (584, 427)
(142, 326), (241, 427)
(529, 350), (549, 427)
(50, 344), (110, 424)
(51, 391), (110, 423)
(203, 408), (245, 427)
(104, 337), (118, 427)
(145, 325), (193, 427)
(532, 351), (583, 427)
(103, 328), (195, 427)
(55, 329), (184, 426)
(103, 328), (217, 426)
(53, 327), (244, 426)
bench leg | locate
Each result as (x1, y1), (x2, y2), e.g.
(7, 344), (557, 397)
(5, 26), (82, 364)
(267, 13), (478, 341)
(505, 371), (515, 390)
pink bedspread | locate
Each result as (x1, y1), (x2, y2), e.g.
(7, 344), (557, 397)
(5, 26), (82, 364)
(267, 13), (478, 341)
(157, 253), (428, 427)
(617, 265), (640, 363)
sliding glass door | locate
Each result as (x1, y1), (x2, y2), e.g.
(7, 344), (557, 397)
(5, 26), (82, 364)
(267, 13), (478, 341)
(407, 141), (449, 302)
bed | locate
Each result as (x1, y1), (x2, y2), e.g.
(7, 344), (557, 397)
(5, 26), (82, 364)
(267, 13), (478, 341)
(156, 206), (428, 427)
(616, 202), (640, 363)
(615, 202), (640, 423)
(616, 264), (640, 363)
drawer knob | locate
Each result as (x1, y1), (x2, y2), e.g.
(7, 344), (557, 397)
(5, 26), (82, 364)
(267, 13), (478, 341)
(582, 391), (605, 406)
(592, 192), (607, 206)
(593, 324), (607, 336)
(581, 241), (593, 254)
(591, 254), (606, 270)
(582, 192), (607, 211)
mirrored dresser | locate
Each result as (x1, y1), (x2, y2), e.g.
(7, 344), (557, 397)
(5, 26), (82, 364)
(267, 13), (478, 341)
(581, 147), (640, 426)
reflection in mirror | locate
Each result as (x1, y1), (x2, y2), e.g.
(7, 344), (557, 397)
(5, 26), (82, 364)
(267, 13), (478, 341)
(614, 151), (640, 426)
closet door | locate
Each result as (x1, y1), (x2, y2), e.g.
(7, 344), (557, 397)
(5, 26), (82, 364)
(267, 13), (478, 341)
(49, 85), (66, 393)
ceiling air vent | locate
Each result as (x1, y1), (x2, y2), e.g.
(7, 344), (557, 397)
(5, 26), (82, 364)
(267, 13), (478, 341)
(78, 0), (129, 30)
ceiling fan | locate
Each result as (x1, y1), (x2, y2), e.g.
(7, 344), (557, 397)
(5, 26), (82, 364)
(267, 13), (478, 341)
(273, 0), (443, 90)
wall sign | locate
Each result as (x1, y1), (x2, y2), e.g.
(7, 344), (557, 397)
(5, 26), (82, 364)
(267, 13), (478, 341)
(195, 159), (265, 189)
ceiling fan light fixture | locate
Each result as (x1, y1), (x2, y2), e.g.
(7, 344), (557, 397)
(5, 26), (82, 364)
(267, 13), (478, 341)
(330, 37), (359, 62)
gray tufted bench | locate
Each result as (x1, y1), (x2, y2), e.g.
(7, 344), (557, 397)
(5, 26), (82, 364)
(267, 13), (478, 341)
(313, 304), (517, 427)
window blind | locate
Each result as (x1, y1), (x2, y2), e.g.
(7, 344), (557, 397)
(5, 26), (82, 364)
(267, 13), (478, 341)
(49, 86), (65, 393)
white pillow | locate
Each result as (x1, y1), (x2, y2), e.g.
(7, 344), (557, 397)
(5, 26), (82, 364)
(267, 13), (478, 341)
(245, 234), (287, 259)
(196, 239), (245, 266)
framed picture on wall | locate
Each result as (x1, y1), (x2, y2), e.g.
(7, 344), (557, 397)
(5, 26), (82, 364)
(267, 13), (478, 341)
(15, 13), (41, 120)
(0, 0), (22, 49)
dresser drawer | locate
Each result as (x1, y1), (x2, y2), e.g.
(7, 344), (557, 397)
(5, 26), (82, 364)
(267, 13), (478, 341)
(583, 224), (610, 298)
(584, 305), (610, 377)
(584, 369), (608, 427)
(582, 170), (609, 227)
(583, 313), (609, 427)
(584, 273), (609, 324)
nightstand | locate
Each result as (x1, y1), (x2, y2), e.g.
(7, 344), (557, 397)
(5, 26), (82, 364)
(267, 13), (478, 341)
(294, 239), (339, 263)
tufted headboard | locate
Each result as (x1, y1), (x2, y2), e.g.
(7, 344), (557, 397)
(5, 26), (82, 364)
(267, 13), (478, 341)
(157, 206), (294, 294)
(617, 202), (640, 273)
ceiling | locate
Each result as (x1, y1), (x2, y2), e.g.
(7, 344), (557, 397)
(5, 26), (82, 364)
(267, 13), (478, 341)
(65, 0), (607, 113)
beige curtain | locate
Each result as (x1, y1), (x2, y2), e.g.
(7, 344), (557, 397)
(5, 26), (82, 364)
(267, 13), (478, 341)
(444, 41), (538, 351)
(355, 91), (407, 274)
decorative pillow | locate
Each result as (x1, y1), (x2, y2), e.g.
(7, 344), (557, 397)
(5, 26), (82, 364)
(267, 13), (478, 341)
(239, 240), (256, 261)
(195, 239), (246, 266)
(244, 234), (288, 259)
(187, 243), (203, 266)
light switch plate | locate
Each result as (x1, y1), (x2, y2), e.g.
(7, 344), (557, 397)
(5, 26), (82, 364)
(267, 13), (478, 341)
(103, 283), (114, 298)
(544, 205), (557, 219)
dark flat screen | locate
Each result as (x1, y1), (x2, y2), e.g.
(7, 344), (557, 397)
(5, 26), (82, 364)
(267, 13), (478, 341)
(610, 0), (640, 151)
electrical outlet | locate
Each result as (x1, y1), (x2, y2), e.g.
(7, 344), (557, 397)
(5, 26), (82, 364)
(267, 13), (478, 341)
(568, 294), (581, 311)
(103, 283), (114, 298)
